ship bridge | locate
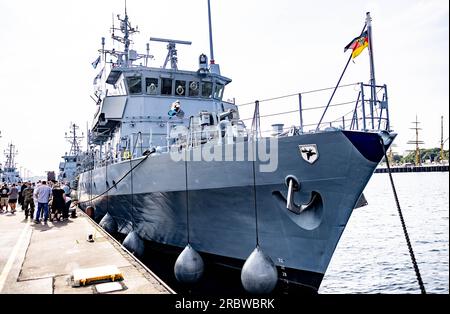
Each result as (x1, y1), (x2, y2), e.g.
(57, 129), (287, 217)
(88, 12), (238, 157)
(90, 65), (234, 149)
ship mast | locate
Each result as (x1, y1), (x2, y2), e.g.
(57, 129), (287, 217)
(65, 123), (84, 157)
(110, 0), (139, 67)
(407, 115), (424, 166)
(4, 143), (18, 170)
(207, 0), (215, 65)
(207, 0), (220, 74)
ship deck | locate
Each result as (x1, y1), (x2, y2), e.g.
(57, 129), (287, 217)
(0, 205), (174, 294)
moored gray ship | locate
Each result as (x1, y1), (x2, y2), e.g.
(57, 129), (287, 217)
(1, 143), (21, 184)
(76, 2), (396, 293)
(58, 123), (84, 189)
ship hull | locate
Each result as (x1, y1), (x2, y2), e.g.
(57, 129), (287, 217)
(77, 130), (392, 291)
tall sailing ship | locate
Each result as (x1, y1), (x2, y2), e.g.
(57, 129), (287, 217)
(76, 2), (396, 293)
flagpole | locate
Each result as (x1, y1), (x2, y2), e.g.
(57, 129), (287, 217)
(366, 12), (377, 129)
(316, 55), (352, 131)
(316, 21), (367, 131)
(101, 37), (106, 93)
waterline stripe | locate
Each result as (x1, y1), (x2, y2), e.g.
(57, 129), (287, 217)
(0, 224), (31, 292)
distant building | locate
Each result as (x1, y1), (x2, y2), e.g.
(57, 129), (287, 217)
(47, 171), (56, 182)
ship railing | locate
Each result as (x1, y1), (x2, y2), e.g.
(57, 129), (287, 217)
(170, 116), (250, 150)
(131, 131), (146, 158)
(237, 82), (390, 138)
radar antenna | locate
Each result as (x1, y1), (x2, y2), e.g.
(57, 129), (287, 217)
(150, 37), (192, 70)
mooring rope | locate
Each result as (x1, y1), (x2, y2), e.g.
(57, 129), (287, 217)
(184, 147), (191, 244)
(381, 139), (426, 294)
(251, 140), (260, 247)
(78, 154), (151, 205)
(129, 158), (136, 228)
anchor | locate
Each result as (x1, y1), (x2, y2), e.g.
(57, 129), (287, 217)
(272, 175), (323, 230)
(283, 175), (319, 214)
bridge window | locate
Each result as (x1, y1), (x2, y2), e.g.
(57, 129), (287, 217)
(145, 78), (159, 95)
(175, 80), (186, 96)
(214, 83), (224, 99)
(127, 76), (142, 94)
(188, 81), (199, 97)
(161, 78), (173, 95)
(201, 81), (212, 98)
(108, 76), (127, 96)
(117, 81), (127, 95)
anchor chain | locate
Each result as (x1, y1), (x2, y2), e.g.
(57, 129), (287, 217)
(381, 139), (426, 294)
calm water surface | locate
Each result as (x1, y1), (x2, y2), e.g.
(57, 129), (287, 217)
(319, 172), (449, 294)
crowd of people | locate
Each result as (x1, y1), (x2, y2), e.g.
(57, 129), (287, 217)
(0, 180), (75, 224)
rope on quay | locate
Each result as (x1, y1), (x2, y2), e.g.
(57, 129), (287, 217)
(381, 139), (426, 294)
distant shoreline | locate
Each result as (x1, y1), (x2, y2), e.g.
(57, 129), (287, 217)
(375, 164), (449, 173)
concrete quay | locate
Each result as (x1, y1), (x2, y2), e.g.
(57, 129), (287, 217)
(0, 206), (174, 294)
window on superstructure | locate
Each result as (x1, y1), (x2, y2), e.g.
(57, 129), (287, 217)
(201, 81), (213, 98)
(145, 78), (159, 95)
(127, 76), (142, 94)
(109, 76), (127, 96)
(214, 83), (224, 100)
(161, 78), (173, 95)
(110, 81), (126, 96)
(188, 81), (199, 97)
(175, 80), (186, 97)
(118, 81), (126, 95)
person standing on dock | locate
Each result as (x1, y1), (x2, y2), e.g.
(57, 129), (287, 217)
(18, 182), (27, 209)
(33, 180), (52, 223)
(62, 182), (70, 197)
(7, 183), (19, 214)
(51, 183), (65, 221)
(0, 184), (10, 213)
(33, 181), (39, 215)
(22, 182), (35, 219)
(61, 182), (71, 220)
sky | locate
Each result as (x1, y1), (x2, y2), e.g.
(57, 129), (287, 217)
(0, 0), (448, 178)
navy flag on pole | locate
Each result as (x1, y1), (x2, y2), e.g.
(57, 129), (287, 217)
(91, 56), (101, 69)
(93, 67), (104, 85)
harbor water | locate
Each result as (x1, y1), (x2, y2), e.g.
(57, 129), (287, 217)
(320, 172), (449, 294)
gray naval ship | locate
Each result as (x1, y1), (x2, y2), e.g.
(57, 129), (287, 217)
(58, 123), (84, 189)
(76, 2), (396, 293)
(1, 143), (22, 184)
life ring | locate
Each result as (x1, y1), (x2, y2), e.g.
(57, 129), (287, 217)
(176, 85), (185, 95)
(148, 83), (157, 93)
(123, 150), (131, 160)
(189, 81), (198, 91)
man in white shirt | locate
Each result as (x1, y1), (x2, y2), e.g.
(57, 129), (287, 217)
(33, 180), (52, 223)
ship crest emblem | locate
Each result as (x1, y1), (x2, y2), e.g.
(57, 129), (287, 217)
(299, 144), (319, 164)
